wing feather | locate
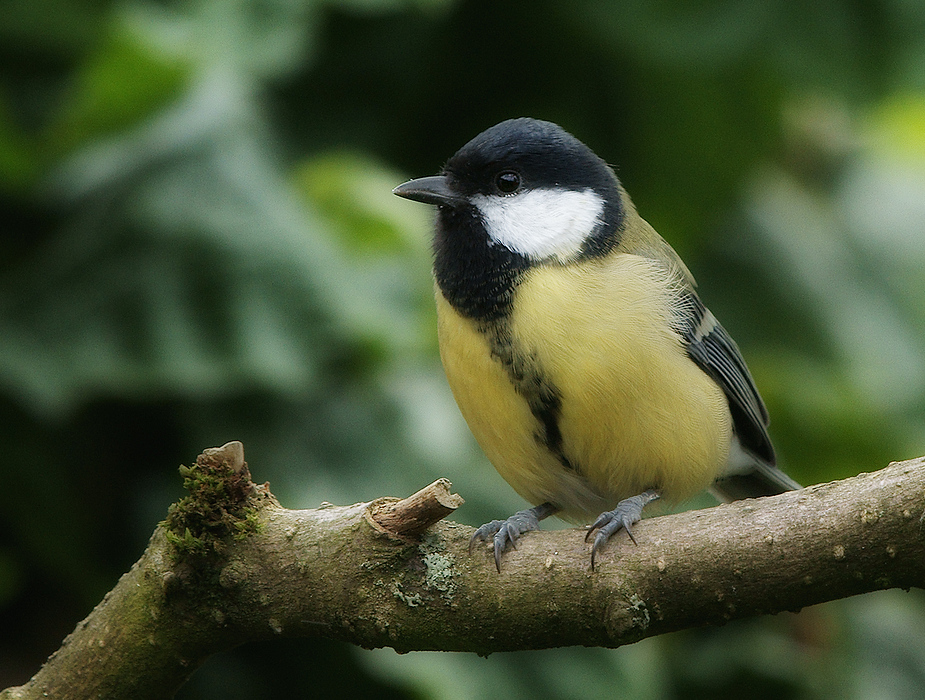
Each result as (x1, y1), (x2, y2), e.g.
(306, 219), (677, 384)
(677, 293), (775, 467)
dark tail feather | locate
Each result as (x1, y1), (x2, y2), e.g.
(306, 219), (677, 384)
(710, 463), (802, 502)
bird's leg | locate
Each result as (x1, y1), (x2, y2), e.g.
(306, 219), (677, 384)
(585, 489), (660, 569)
(469, 502), (559, 572)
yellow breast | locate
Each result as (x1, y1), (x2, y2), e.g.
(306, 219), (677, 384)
(436, 253), (732, 522)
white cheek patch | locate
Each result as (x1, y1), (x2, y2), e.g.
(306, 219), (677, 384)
(472, 188), (605, 262)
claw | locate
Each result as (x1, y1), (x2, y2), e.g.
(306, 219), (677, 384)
(470, 502), (558, 572)
(586, 489), (660, 570)
(469, 519), (504, 555)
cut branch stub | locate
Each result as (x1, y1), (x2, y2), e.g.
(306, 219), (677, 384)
(368, 478), (465, 538)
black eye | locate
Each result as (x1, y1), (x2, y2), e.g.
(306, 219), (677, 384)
(495, 170), (521, 194)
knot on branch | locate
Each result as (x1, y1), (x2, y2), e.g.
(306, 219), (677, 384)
(162, 441), (270, 559)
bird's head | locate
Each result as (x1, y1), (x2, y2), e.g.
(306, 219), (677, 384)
(394, 118), (625, 264)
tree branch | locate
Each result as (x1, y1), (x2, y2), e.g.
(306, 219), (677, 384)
(4, 445), (925, 700)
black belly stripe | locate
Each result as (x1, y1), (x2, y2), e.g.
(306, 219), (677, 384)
(530, 389), (576, 472)
(431, 206), (586, 475)
(484, 322), (578, 473)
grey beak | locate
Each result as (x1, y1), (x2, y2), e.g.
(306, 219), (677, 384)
(392, 175), (462, 207)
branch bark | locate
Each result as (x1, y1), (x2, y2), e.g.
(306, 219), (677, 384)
(4, 446), (925, 700)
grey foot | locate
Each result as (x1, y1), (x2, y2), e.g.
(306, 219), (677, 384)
(585, 489), (660, 569)
(470, 502), (558, 572)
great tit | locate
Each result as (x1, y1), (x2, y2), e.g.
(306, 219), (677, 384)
(393, 117), (799, 570)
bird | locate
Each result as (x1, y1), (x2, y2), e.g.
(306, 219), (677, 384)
(393, 117), (800, 571)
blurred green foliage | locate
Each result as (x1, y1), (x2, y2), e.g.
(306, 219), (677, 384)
(2, 0), (925, 698)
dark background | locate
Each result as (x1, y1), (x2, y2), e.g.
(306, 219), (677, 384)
(3, 0), (925, 697)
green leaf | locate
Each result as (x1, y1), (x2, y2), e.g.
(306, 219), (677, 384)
(44, 23), (190, 157)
